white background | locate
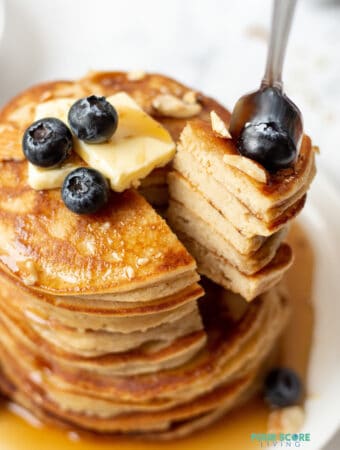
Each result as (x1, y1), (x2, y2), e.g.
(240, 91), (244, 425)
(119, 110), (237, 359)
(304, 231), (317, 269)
(0, 0), (339, 448)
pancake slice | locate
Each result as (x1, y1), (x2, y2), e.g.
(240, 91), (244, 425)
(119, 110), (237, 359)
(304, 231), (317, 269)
(177, 120), (316, 215)
(176, 233), (293, 301)
(168, 117), (315, 298)
(0, 177), (198, 295)
(168, 198), (288, 275)
(172, 132), (312, 237)
(168, 171), (267, 253)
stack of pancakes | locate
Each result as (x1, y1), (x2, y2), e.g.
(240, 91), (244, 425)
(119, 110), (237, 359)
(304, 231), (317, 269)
(168, 120), (316, 300)
(0, 72), (308, 438)
(0, 267), (289, 438)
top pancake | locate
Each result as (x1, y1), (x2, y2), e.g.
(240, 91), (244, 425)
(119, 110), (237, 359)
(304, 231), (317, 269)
(179, 119), (316, 212)
(0, 176), (197, 294)
(0, 72), (228, 295)
(0, 71), (230, 159)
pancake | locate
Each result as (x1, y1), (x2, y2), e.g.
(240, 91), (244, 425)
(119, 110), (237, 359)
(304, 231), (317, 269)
(80, 71), (231, 141)
(168, 117), (315, 299)
(29, 311), (204, 358)
(0, 302), (206, 376)
(0, 178), (196, 295)
(177, 120), (316, 217)
(168, 171), (267, 254)
(177, 233), (293, 301)
(0, 71), (235, 295)
(168, 198), (289, 274)
(172, 122), (315, 237)
(0, 265), (204, 337)
(0, 71), (230, 208)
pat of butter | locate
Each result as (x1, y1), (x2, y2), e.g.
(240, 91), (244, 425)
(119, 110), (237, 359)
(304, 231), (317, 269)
(28, 160), (83, 190)
(28, 93), (175, 192)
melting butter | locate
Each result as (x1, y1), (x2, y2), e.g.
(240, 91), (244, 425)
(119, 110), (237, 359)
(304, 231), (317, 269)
(28, 93), (175, 192)
(29, 161), (82, 190)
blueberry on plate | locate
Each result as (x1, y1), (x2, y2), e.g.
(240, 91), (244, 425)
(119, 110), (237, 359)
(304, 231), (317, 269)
(22, 118), (73, 167)
(237, 121), (297, 172)
(264, 367), (303, 408)
(68, 95), (118, 144)
(62, 167), (109, 214)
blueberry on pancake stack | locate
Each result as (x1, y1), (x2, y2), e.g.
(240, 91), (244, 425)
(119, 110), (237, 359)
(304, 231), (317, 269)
(0, 72), (311, 438)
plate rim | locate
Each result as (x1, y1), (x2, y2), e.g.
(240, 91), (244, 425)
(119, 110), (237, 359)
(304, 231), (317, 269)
(300, 169), (340, 449)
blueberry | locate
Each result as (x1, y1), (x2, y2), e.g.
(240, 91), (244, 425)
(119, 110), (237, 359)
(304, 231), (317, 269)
(22, 118), (73, 167)
(68, 95), (118, 144)
(61, 168), (109, 214)
(264, 368), (303, 408)
(237, 121), (297, 172)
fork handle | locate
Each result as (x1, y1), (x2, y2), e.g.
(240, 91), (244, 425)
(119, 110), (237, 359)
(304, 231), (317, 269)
(262, 0), (298, 90)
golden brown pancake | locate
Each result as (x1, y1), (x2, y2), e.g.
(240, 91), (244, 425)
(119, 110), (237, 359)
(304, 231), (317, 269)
(0, 181), (196, 295)
(0, 71), (233, 295)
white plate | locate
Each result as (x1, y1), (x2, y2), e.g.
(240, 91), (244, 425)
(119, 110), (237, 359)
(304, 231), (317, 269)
(299, 171), (340, 449)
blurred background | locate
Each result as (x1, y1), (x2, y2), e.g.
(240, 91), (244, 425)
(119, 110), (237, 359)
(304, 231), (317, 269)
(0, 0), (339, 447)
(0, 0), (340, 184)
